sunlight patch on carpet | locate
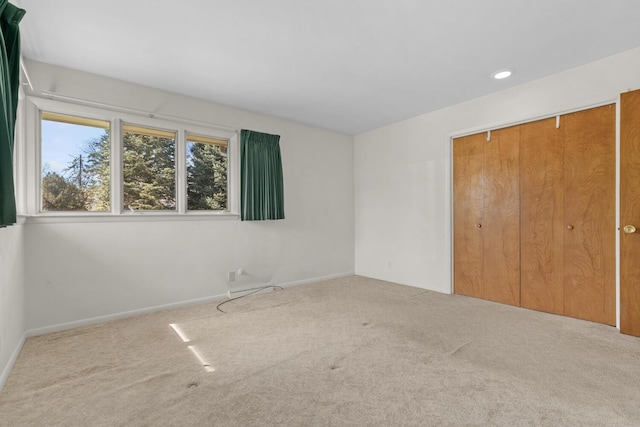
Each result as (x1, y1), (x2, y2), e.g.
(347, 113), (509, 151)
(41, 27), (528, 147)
(169, 323), (190, 343)
(188, 346), (215, 373)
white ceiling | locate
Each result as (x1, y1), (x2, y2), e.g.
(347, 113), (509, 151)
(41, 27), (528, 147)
(13, 0), (640, 135)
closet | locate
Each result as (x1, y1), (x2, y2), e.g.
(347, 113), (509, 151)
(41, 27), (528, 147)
(453, 104), (616, 326)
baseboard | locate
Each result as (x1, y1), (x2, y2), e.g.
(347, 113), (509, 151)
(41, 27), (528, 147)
(276, 271), (354, 289)
(354, 271), (452, 295)
(26, 292), (228, 338)
(25, 272), (355, 338)
(0, 331), (27, 393)
(228, 271), (355, 297)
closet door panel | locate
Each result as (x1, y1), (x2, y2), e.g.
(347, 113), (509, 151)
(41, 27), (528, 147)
(620, 89), (640, 336)
(520, 118), (565, 315)
(563, 105), (616, 326)
(482, 126), (520, 306)
(453, 134), (484, 298)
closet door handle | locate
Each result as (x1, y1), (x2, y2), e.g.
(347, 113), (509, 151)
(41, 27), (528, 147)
(624, 225), (637, 234)
(476, 224), (482, 229)
(567, 225), (574, 230)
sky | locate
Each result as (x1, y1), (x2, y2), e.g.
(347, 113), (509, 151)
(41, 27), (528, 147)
(41, 120), (106, 176)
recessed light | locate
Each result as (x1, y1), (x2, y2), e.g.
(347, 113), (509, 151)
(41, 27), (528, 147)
(493, 70), (512, 80)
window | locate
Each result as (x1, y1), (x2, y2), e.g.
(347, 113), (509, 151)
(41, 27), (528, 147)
(40, 112), (110, 212)
(28, 97), (238, 219)
(123, 124), (176, 211)
(187, 134), (228, 211)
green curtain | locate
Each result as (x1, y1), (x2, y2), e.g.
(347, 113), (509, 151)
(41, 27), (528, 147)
(0, 1), (25, 228)
(240, 130), (284, 221)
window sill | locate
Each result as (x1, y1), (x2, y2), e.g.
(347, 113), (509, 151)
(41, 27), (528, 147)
(19, 212), (240, 224)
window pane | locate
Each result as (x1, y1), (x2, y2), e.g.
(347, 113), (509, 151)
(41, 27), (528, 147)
(41, 112), (110, 212)
(122, 124), (176, 210)
(187, 134), (228, 211)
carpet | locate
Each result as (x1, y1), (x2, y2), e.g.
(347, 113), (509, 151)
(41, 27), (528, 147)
(1, 275), (639, 426)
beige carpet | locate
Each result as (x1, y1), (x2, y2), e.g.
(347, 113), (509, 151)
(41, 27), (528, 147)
(1, 275), (640, 426)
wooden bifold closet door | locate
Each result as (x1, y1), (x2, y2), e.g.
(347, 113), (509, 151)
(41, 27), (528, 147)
(453, 132), (484, 299)
(453, 126), (520, 306)
(562, 106), (616, 325)
(519, 117), (564, 315)
(454, 104), (616, 326)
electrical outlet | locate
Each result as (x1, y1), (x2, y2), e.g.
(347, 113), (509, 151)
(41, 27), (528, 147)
(227, 271), (236, 282)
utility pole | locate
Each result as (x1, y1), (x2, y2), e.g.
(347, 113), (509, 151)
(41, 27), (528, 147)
(77, 154), (83, 187)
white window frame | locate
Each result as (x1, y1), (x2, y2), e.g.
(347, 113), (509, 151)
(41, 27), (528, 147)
(22, 96), (239, 222)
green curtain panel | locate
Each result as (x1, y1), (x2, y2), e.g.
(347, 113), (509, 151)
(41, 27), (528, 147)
(240, 130), (285, 221)
(0, 1), (25, 228)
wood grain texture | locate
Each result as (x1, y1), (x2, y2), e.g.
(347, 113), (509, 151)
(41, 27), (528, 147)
(563, 104), (616, 326)
(482, 126), (520, 306)
(520, 118), (565, 315)
(453, 134), (484, 298)
(621, 90), (640, 336)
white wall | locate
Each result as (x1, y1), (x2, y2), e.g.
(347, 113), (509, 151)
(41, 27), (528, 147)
(23, 60), (354, 331)
(0, 224), (25, 389)
(355, 46), (640, 293)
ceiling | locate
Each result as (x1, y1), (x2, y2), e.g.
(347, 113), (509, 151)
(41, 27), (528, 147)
(13, 0), (640, 135)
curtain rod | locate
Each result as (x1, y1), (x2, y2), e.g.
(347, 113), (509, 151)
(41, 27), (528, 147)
(20, 57), (33, 91)
(38, 90), (238, 133)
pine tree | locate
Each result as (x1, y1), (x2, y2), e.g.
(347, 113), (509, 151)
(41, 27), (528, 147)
(122, 132), (176, 210)
(187, 143), (227, 210)
(83, 131), (111, 211)
(47, 129), (228, 212)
